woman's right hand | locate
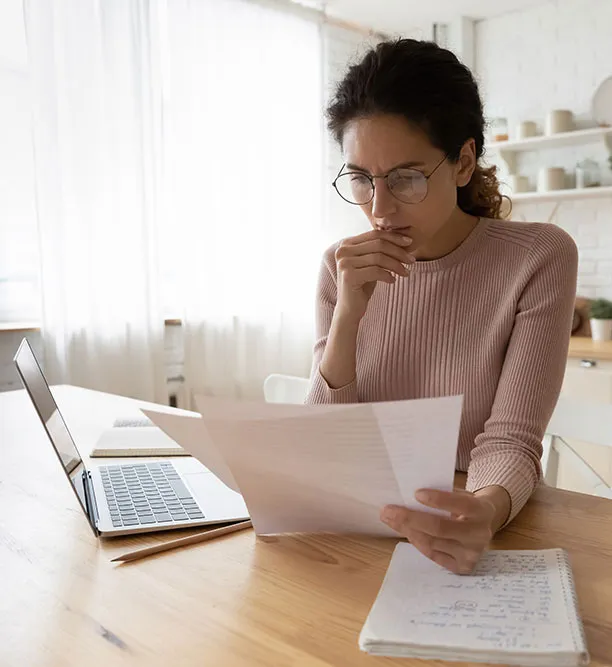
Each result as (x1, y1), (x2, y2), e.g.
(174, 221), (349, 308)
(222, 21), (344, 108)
(334, 229), (415, 321)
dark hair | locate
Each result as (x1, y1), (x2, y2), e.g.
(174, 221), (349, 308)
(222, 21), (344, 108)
(327, 39), (505, 219)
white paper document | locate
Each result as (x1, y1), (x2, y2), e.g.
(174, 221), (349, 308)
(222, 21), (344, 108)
(144, 394), (463, 536)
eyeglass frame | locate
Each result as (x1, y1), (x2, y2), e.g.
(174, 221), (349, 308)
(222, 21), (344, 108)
(332, 154), (448, 206)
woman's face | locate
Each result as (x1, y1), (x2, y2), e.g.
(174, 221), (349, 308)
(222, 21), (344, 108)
(341, 113), (475, 249)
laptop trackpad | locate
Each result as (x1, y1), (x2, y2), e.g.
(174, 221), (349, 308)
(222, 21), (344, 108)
(182, 472), (249, 520)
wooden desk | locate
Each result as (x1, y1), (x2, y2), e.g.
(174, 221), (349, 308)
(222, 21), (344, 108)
(1, 386), (612, 667)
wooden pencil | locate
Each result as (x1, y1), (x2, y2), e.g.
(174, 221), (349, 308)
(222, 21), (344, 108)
(110, 520), (253, 563)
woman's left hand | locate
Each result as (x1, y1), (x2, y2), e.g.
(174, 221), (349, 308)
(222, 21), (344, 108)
(380, 489), (497, 574)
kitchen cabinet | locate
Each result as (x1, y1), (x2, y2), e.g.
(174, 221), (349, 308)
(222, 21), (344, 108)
(555, 340), (612, 493)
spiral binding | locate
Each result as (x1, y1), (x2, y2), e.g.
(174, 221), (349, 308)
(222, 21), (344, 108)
(556, 549), (590, 664)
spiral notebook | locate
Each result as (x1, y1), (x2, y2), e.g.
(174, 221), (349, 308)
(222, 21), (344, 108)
(359, 543), (589, 666)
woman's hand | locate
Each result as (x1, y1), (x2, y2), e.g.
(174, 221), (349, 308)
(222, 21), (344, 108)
(380, 489), (500, 574)
(335, 229), (415, 321)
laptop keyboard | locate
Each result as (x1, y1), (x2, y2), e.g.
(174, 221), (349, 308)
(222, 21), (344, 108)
(99, 461), (205, 528)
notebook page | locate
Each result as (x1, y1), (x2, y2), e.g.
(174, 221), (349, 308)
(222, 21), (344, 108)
(92, 426), (186, 456)
(362, 543), (587, 656)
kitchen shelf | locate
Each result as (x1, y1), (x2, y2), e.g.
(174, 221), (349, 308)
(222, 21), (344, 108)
(0, 321), (40, 332)
(486, 126), (612, 153)
(509, 185), (612, 204)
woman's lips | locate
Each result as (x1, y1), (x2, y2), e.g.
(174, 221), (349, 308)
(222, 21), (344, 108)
(377, 224), (413, 233)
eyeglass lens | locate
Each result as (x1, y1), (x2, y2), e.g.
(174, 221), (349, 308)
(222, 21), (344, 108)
(334, 168), (429, 205)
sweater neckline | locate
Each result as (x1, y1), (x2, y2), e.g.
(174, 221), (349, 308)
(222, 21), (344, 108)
(407, 216), (489, 273)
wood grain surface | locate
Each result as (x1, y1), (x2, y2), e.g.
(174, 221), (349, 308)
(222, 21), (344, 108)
(1, 386), (611, 667)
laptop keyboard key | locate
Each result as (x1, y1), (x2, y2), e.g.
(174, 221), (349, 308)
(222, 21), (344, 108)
(139, 516), (156, 524)
(168, 479), (192, 500)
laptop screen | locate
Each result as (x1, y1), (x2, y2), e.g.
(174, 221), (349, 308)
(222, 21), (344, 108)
(13, 338), (95, 532)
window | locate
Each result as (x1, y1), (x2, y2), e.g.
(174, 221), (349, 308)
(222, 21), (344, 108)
(0, 0), (40, 325)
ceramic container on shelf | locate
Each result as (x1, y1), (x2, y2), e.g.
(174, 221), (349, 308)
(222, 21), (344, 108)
(516, 121), (537, 139)
(508, 174), (530, 193)
(592, 76), (612, 127)
(575, 158), (601, 188)
(538, 167), (566, 192)
(545, 109), (574, 135)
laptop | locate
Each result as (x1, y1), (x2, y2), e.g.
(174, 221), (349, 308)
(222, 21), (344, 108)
(14, 338), (249, 537)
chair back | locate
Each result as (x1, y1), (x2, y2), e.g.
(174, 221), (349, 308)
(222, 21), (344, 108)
(263, 373), (310, 404)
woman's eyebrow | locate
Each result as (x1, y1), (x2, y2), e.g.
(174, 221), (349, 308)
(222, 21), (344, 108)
(345, 160), (426, 173)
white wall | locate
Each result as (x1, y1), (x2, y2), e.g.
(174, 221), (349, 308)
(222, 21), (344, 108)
(475, 0), (612, 300)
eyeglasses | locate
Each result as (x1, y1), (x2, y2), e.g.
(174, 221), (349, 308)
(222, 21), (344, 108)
(332, 155), (447, 206)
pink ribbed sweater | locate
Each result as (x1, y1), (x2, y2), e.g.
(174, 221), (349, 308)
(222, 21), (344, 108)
(305, 217), (578, 524)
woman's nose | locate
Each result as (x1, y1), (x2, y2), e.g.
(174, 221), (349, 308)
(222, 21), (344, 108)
(371, 179), (397, 220)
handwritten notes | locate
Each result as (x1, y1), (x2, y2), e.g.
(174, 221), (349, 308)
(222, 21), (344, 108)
(359, 544), (589, 664)
(408, 551), (561, 650)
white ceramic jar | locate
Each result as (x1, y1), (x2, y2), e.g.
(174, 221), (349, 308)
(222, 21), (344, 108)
(516, 121), (537, 139)
(538, 167), (566, 191)
(508, 175), (530, 192)
(545, 109), (574, 135)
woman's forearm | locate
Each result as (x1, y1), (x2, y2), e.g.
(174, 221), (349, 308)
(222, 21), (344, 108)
(318, 311), (361, 389)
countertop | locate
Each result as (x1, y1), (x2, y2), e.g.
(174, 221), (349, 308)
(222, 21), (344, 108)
(568, 336), (612, 361)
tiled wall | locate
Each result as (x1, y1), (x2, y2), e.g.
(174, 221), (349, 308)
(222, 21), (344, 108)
(475, 0), (612, 300)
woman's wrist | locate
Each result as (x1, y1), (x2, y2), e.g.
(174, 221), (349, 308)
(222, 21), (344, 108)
(474, 485), (512, 532)
(333, 302), (365, 328)
(319, 308), (361, 389)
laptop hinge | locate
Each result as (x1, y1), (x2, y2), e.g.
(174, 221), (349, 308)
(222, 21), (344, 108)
(82, 470), (101, 537)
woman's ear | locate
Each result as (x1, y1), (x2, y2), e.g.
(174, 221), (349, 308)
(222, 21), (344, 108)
(456, 138), (476, 187)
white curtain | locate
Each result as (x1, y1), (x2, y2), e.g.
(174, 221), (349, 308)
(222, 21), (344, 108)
(163, 0), (324, 402)
(24, 0), (168, 402)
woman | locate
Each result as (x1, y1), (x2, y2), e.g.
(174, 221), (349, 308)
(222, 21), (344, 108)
(305, 38), (577, 573)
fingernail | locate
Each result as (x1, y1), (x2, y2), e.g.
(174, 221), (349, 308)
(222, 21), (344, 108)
(381, 507), (398, 522)
(399, 237), (413, 245)
(415, 490), (429, 502)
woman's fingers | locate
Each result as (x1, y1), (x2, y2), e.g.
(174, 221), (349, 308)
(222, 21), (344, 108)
(340, 252), (410, 277)
(408, 529), (483, 575)
(381, 502), (490, 574)
(342, 229), (413, 248)
(337, 237), (415, 265)
(400, 509), (490, 544)
(415, 489), (495, 523)
(348, 266), (397, 285)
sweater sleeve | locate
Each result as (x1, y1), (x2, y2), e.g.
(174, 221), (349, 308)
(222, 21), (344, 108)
(304, 244), (359, 404)
(465, 223), (578, 525)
